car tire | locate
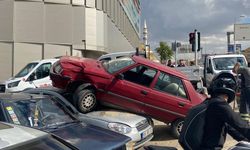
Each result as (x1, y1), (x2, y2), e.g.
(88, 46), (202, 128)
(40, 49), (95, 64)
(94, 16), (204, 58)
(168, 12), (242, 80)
(171, 118), (184, 138)
(75, 89), (97, 113)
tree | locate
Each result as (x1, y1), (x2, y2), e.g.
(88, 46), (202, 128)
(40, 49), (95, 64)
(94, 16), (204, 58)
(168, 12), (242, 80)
(155, 41), (173, 63)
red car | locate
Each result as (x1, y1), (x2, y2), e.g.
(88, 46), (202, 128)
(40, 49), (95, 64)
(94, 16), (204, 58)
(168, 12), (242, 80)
(50, 55), (205, 137)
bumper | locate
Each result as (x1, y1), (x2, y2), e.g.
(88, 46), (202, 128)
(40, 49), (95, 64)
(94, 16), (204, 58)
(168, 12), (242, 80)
(0, 84), (5, 93)
(50, 72), (71, 89)
(127, 125), (154, 149)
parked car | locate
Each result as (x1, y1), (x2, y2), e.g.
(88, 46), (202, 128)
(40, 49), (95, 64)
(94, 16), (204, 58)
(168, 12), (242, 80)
(1, 58), (58, 93)
(0, 81), (5, 93)
(0, 121), (77, 150)
(0, 92), (132, 150)
(50, 55), (206, 137)
(98, 51), (136, 62)
(24, 87), (154, 149)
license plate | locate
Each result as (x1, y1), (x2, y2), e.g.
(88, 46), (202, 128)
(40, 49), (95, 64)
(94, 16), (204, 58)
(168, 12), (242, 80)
(141, 127), (153, 139)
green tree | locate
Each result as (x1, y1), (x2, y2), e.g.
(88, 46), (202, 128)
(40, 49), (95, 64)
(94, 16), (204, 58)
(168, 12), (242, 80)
(155, 41), (173, 63)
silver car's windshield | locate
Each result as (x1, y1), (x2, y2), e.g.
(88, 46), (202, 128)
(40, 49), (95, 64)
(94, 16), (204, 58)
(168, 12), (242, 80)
(213, 57), (247, 71)
(14, 63), (38, 78)
(102, 57), (135, 74)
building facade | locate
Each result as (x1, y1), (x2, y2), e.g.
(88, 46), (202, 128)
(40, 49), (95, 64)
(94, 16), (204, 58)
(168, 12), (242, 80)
(0, 0), (140, 81)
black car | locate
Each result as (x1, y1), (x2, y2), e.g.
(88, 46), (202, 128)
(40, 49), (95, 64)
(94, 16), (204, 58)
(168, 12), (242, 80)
(0, 92), (132, 150)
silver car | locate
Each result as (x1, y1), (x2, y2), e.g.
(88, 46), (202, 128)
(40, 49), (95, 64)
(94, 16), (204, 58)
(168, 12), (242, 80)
(0, 122), (77, 150)
(81, 110), (154, 149)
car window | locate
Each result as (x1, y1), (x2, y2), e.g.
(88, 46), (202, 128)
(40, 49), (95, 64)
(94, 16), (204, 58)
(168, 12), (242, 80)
(10, 135), (71, 150)
(122, 65), (157, 87)
(33, 63), (52, 80)
(102, 57), (135, 74)
(154, 72), (187, 99)
(14, 63), (38, 78)
(213, 57), (247, 70)
(3, 97), (74, 128)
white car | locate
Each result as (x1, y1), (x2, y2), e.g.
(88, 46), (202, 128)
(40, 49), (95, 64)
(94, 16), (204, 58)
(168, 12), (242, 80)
(81, 110), (154, 149)
(0, 122), (77, 149)
(4, 58), (58, 93)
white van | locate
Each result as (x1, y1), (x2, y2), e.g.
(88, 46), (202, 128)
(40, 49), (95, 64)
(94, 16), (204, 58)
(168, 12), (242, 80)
(3, 58), (58, 93)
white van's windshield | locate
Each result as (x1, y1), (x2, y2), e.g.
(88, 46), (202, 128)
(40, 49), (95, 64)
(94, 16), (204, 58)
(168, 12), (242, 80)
(14, 63), (38, 78)
(213, 57), (247, 71)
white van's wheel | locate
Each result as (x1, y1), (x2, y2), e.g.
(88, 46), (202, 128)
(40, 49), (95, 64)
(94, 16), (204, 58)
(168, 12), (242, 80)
(76, 89), (97, 113)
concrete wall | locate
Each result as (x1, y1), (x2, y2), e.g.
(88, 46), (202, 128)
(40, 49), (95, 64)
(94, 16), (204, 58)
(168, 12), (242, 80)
(0, 0), (139, 81)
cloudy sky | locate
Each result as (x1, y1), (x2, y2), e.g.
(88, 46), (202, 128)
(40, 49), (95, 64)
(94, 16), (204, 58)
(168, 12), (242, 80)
(141, 0), (250, 54)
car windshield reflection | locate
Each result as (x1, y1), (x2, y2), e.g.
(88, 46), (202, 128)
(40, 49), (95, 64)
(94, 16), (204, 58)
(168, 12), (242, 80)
(14, 62), (38, 78)
(213, 57), (247, 71)
(3, 97), (75, 129)
(102, 57), (135, 74)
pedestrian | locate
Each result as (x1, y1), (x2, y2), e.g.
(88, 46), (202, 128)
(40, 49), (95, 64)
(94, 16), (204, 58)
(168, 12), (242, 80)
(233, 62), (250, 123)
(167, 59), (174, 67)
(200, 77), (250, 150)
(177, 59), (185, 67)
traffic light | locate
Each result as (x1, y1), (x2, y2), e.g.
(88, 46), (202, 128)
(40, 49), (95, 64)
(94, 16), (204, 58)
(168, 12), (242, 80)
(197, 32), (201, 51)
(189, 32), (195, 51)
(189, 33), (195, 44)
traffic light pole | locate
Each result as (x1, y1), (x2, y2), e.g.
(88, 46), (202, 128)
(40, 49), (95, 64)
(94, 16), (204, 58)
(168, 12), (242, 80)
(194, 29), (198, 66)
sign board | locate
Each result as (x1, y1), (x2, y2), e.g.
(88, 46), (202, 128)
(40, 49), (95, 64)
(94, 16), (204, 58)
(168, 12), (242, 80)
(228, 44), (234, 53)
(234, 24), (250, 41)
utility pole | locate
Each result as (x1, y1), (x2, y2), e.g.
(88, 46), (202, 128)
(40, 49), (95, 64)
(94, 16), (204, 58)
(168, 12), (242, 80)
(194, 29), (198, 66)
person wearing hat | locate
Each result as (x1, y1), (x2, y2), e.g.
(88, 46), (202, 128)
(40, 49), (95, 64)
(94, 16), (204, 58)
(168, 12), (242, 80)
(233, 62), (250, 123)
(200, 77), (250, 150)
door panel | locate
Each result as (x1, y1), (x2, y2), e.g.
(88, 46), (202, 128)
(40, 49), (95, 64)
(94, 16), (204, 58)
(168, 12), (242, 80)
(104, 65), (157, 114)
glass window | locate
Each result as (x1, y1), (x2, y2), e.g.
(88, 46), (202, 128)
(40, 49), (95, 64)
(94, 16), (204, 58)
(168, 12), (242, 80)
(213, 57), (247, 70)
(14, 63), (38, 78)
(102, 57), (135, 74)
(122, 65), (157, 87)
(33, 63), (52, 80)
(96, 0), (103, 10)
(154, 72), (187, 99)
(3, 97), (74, 128)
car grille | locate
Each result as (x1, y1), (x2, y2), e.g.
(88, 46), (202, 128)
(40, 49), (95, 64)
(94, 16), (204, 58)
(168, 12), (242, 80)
(0, 84), (5, 92)
(136, 119), (149, 131)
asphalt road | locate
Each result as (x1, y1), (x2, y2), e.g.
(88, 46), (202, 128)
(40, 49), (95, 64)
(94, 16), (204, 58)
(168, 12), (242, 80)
(139, 120), (237, 150)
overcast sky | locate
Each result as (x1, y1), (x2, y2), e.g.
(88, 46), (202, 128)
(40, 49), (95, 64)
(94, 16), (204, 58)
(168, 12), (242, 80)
(141, 0), (250, 54)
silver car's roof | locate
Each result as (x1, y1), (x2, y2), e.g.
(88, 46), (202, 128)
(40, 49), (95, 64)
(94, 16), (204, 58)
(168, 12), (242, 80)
(0, 122), (47, 149)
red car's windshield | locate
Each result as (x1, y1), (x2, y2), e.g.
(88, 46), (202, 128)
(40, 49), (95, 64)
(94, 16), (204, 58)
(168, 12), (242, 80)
(102, 57), (135, 74)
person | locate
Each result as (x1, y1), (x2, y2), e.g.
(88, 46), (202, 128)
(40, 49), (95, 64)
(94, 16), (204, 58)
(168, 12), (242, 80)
(200, 77), (250, 150)
(233, 62), (250, 123)
(177, 59), (185, 67)
(167, 59), (174, 67)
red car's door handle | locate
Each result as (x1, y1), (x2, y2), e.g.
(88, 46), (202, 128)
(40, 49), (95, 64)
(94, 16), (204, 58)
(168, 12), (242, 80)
(178, 102), (185, 107)
(141, 90), (148, 95)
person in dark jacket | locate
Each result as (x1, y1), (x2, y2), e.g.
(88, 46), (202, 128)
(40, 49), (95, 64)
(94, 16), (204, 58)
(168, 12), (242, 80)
(200, 77), (250, 150)
(233, 62), (250, 123)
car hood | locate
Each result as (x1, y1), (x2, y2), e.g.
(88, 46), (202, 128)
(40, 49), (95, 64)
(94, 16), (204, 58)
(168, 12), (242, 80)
(50, 122), (130, 150)
(5, 78), (22, 84)
(86, 110), (147, 128)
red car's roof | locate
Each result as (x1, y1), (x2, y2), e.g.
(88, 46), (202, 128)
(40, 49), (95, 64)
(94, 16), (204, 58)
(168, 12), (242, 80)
(132, 55), (188, 80)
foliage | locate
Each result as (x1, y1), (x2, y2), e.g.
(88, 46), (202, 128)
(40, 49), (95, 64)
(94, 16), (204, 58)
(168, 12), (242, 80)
(155, 42), (173, 63)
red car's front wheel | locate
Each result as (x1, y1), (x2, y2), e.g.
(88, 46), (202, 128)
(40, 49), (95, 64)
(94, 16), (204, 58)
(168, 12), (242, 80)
(74, 89), (97, 113)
